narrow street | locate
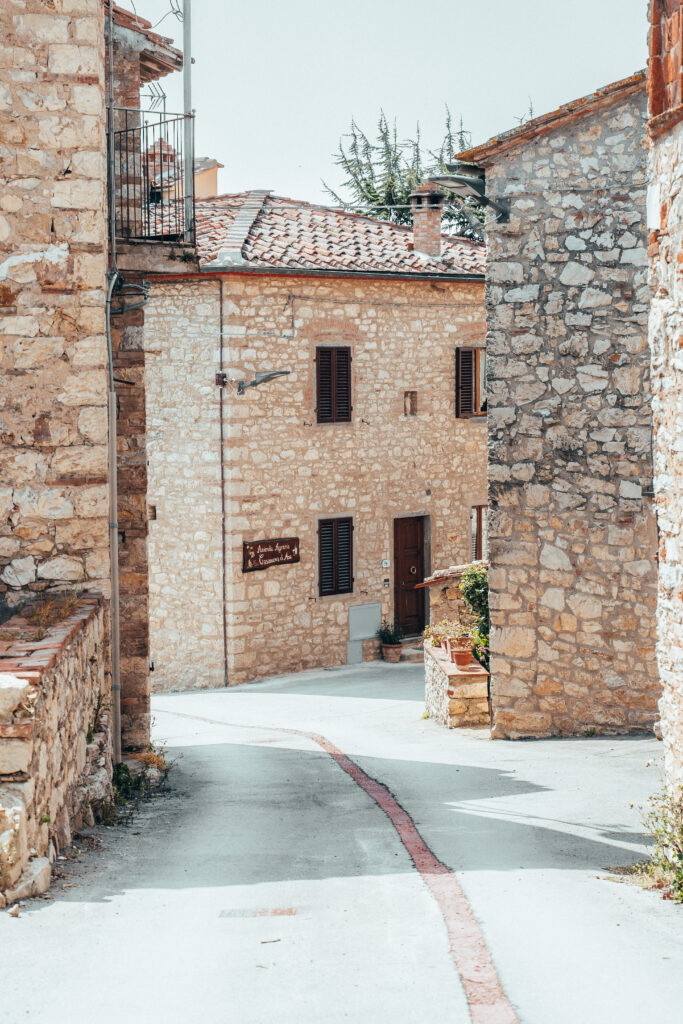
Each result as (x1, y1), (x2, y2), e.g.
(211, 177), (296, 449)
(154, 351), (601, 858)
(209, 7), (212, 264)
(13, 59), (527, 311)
(2, 663), (683, 1024)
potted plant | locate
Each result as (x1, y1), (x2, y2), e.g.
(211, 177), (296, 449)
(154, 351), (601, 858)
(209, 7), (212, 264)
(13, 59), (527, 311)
(377, 620), (404, 662)
(423, 624), (445, 649)
(449, 622), (475, 668)
(437, 619), (451, 652)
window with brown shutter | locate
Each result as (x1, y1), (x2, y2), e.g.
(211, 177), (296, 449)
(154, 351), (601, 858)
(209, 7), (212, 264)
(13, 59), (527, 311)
(470, 505), (488, 561)
(316, 346), (352, 423)
(456, 347), (486, 418)
(318, 517), (353, 596)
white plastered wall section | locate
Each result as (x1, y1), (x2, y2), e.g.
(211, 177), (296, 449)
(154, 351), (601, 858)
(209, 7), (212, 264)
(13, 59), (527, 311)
(145, 280), (225, 692)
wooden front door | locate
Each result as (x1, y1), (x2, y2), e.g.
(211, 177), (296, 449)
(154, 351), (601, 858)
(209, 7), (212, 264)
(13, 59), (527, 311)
(394, 517), (425, 635)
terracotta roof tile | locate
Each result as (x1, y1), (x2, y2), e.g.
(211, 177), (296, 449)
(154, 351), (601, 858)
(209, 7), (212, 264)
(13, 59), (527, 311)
(196, 192), (485, 277)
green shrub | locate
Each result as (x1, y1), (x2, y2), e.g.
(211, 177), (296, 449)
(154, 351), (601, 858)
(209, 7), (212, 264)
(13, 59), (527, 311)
(644, 786), (683, 902)
(377, 620), (404, 645)
(460, 563), (489, 669)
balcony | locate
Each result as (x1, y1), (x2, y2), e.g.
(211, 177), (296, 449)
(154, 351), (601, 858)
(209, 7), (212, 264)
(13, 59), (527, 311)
(108, 107), (195, 244)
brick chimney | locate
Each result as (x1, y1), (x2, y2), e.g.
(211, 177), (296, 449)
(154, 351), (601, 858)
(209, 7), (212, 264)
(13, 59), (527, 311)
(409, 184), (445, 257)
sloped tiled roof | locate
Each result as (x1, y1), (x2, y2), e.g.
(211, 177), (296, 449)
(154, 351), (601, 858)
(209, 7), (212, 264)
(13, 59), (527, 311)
(195, 192), (485, 277)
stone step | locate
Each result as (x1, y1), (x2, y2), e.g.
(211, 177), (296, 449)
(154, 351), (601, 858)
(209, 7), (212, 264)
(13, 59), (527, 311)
(1, 856), (51, 907)
(400, 645), (424, 663)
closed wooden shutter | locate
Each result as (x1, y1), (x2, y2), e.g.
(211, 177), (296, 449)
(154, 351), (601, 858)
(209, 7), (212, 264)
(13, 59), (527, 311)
(319, 520), (335, 594)
(470, 507), (479, 560)
(334, 347), (351, 421)
(318, 517), (353, 595)
(316, 346), (351, 423)
(336, 518), (353, 592)
(456, 347), (475, 417)
(316, 347), (334, 422)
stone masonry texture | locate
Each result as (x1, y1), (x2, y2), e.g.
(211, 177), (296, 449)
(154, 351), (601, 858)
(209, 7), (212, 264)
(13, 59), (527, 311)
(424, 644), (489, 728)
(0, 597), (112, 903)
(0, 0), (111, 614)
(144, 274), (487, 691)
(649, 123), (683, 787)
(473, 84), (660, 738)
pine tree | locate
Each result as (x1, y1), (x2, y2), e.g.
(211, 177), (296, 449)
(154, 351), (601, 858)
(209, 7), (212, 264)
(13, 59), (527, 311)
(323, 110), (483, 238)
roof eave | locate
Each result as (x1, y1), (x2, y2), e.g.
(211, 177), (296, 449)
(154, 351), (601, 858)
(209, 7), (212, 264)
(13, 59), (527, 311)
(457, 70), (647, 167)
(154, 264), (484, 284)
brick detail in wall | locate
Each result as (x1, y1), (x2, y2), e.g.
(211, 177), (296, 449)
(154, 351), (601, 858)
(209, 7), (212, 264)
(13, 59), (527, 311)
(483, 85), (660, 738)
(649, 122), (683, 790)
(410, 187), (445, 258)
(111, 301), (150, 751)
(649, 0), (683, 118)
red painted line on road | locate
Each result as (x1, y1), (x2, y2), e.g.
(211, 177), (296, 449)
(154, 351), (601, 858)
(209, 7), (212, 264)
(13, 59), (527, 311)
(161, 708), (520, 1024)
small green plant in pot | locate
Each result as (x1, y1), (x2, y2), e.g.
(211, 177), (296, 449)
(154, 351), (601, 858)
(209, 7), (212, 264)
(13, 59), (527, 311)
(437, 618), (451, 651)
(449, 621), (474, 668)
(423, 624), (445, 648)
(377, 620), (404, 662)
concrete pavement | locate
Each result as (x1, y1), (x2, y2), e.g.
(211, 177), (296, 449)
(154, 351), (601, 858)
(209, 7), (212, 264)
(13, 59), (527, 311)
(1, 662), (682, 1023)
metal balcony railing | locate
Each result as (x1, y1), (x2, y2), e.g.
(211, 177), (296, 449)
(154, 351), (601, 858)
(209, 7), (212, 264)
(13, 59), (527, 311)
(107, 107), (195, 243)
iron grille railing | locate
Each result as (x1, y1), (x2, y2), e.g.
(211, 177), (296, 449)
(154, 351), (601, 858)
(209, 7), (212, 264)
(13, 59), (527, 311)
(108, 107), (195, 243)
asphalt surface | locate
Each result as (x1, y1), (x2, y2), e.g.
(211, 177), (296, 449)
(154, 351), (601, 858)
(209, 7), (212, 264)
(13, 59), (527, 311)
(1, 662), (682, 1023)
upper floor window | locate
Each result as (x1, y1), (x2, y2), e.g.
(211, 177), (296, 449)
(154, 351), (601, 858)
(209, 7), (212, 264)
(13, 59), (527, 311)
(316, 346), (352, 423)
(318, 517), (354, 596)
(456, 347), (486, 418)
(470, 505), (488, 561)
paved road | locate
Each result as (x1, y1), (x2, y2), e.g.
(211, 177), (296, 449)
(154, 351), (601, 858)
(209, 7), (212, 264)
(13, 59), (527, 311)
(2, 663), (683, 1023)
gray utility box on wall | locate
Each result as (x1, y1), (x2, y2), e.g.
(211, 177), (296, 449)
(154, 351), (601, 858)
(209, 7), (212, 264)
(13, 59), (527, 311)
(346, 603), (382, 664)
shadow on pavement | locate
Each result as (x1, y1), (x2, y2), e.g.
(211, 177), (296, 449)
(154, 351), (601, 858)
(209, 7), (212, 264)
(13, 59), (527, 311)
(32, 736), (649, 909)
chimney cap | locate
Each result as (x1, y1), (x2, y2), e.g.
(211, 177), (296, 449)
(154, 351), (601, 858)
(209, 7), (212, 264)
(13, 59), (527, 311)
(409, 182), (445, 203)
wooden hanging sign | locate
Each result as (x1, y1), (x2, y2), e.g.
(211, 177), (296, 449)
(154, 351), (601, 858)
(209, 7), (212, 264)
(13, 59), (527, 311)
(242, 537), (300, 573)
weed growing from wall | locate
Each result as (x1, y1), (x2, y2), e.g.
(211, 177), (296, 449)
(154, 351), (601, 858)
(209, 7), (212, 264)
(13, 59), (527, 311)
(643, 786), (683, 902)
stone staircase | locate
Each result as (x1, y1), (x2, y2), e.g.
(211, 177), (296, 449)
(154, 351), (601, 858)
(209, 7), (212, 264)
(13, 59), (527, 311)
(400, 639), (424, 664)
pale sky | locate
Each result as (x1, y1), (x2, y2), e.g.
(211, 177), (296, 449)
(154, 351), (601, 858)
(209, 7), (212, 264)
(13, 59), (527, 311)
(134, 0), (648, 205)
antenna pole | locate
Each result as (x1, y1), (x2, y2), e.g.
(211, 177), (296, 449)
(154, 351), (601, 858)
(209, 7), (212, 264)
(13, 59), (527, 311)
(183, 0), (193, 240)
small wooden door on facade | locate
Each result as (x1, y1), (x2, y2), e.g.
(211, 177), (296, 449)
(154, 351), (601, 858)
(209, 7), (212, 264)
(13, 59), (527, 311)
(393, 516), (425, 635)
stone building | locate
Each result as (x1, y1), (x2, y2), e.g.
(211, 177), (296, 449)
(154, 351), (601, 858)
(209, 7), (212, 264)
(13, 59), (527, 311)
(1, 0), (185, 754)
(1, 0), (196, 902)
(648, 0), (683, 789)
(1, 0), (111, 611)
(141, 191), (487, 690)
(455, 72), (661, 738)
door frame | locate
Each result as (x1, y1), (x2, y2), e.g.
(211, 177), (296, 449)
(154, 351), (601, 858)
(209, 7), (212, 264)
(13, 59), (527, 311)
(392, 513), (431, 637)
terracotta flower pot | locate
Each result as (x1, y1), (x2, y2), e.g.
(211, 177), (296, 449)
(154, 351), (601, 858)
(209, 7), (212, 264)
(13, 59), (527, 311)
(381, 643), (402, 663)
(442, 639), (450, 652)
(450, 640), (474, 668)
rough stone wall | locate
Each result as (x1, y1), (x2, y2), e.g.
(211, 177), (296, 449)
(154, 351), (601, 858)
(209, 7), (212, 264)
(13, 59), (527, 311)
(425, 561), (488, 626)
(649, 121), (683, 789)
(0, 597), (112, 905)
(424, 645), (489, 727)
(144, 274), (487, 690)
(0, 0), (110, 613)
(484, 86), (660, 738)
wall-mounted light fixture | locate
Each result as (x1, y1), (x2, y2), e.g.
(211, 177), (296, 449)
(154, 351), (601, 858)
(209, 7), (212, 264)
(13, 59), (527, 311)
(237, 369), (291, 395)
(430, 162), (510, 223)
